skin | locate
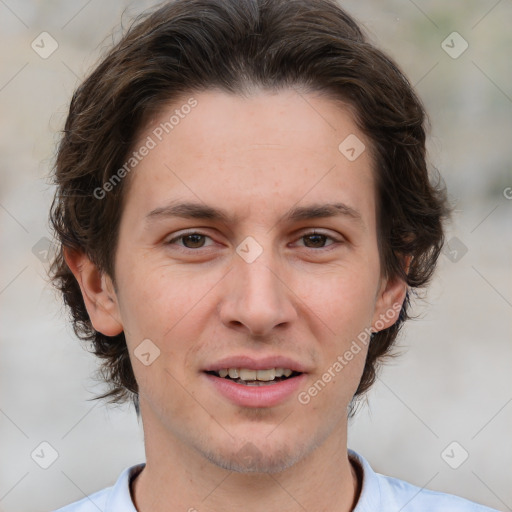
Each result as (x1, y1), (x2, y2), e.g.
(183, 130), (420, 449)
(65, 88), (409, 512)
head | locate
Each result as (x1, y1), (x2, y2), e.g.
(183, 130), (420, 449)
(49, 0), (450, 472)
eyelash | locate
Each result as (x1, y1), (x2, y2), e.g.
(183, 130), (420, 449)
(165, 230), (342, 252)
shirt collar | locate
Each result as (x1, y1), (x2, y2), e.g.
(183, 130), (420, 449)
(104, 462), (145, 512)
(349, 449), (381, 510)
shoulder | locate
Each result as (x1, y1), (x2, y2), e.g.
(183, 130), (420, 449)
(50, 463), (145, 512)
(349, 450), (499, 512)
(51, 487), (111, 512)
(377, 472), (497, 511)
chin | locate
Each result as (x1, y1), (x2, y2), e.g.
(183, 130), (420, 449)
(196, 434), (317, 474)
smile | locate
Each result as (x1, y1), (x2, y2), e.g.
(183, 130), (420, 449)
(207, 367), (300, 385)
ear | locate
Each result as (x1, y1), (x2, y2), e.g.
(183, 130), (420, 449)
(63, 247), (123, 336)
(370, 254), (412, 332)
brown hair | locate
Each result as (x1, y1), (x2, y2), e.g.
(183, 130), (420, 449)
(49, 0), (451, 413)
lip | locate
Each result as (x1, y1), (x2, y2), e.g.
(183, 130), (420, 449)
(202, 355), (309, 373)
(203, 372), (307, 408)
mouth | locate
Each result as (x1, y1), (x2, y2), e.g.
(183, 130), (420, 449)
(205, 368), (302, 386)
(202, 357), (308, 407)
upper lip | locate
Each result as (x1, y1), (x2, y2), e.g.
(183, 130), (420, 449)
(203, 355), (309, 373)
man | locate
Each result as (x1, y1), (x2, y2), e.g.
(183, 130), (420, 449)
(48, 0), (498, 510)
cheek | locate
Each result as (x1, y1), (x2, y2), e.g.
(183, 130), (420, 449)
(116, 272), (168, 336)
(302, 269), (378, 337)
(300, 272), (376, 395)
(116, 261), (223, 353)
(299, 348), (368, 418)
(115, 260), (217, 397)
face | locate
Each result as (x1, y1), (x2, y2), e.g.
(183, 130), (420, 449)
(72, 88), (406, 473)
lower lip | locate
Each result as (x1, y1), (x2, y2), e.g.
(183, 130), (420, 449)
(203, 372), (307, 408)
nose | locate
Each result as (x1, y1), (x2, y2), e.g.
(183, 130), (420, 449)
(218, 245), (298, 337)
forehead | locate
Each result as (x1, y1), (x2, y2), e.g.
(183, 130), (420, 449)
(122, 88), (376, 229)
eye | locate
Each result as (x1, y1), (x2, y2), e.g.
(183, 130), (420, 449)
(294, 230), (341, 250)
(165, 229), (342, 252)
(166, 231), (215, 249)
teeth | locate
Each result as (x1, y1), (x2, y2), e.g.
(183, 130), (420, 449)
(215, 368), (295, 381)
(239, 368), (257, 380)
(256, 368), (276, 381)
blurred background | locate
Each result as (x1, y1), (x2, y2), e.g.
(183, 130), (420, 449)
(0, 1), (511, 511)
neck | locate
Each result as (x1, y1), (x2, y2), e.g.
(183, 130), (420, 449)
(132, 404), (360, 512)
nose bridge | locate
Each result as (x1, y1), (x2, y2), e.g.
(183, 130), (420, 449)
(235, 236), (283, 307)
(239, 247), (280, 300)
(220, 235), (296, 335)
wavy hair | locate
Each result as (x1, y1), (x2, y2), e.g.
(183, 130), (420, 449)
(49, 0), (451, 413)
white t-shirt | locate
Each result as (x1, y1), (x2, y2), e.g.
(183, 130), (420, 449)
(52, 449), (499, 511)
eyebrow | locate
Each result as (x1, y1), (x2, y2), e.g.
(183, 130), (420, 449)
(145, 201), (364, 228)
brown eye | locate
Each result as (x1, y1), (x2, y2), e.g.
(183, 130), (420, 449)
(302, 233), (330, 248)
(181, 234), (206, 248)
(166, 232), (214, 250)
(297, 231), (340, 249)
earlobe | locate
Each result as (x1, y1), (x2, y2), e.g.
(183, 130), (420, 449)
(63, 247), (123, 336)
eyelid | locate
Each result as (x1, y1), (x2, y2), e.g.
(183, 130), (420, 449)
(165, 229), (217, 247)
(165, 228), (344, 251)
(292, 229), (343, 248)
